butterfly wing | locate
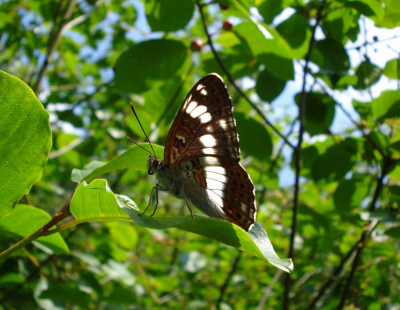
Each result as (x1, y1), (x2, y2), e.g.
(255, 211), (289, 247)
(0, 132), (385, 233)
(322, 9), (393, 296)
(163, 73), (240, 166)
(178, 156), (257, 231)
(164, 73), (256, 231)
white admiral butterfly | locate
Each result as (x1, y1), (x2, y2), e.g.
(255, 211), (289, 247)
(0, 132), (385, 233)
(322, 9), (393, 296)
(131, 73), (257, 231)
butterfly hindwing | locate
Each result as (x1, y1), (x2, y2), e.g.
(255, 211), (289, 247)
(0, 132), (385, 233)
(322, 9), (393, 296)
(164, 73), (240, 166)
(178, 156), (256, 231)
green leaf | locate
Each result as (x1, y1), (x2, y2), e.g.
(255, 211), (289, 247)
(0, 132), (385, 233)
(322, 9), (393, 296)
(385, 226), (400, 239)
(333, 174), (371, 213)
(234, 112), (273, 160)
(370, 90), (400, 122)
(39, 283), (91, 307)
(0, 204), (69, 254)
(71, 179), (293, 273)
(256, 69), (286, 102)
(354, 59), (382, 90)
(295, 92), (335, 136)
(313, 38), (350, 86)
(106, 222), (138, 250)
(382, 58), (400, 80)
(0, 71), (52, 219)
(73, 144), (164, 183)
(114, 39), (188, 93)
(345, 0), (384, 19)
(312, 138), (359, 183)
(70, 180), (130, 221)
(276, 13), (312, 60)
(233, 20), (293, 67)
(71, 161), (107, 183)
(145, 0), (195, 32)
(257, 0), (283, 24)
(374, 0), (400, 28)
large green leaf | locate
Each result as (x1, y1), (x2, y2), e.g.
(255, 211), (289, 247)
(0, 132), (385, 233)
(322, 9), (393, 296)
(333, 174), (371, 214)
(370, 90), (400, 122)
(276, 13), (312, 60)
(0, 71), (52, 219)
(354, 59), (382, 90)
(344, 0), (384, 19)
(311, 138), (359, 183)
(0, 204), (69, 254)
(145, 0), (195, 32)
(256, 69), (287, 102)
(234, 112), (273, 160)
(70, 179), (293, 273)
(114, 39), (188, 93)
(295, 92), (335, 136)
(71, 144), (165, 182)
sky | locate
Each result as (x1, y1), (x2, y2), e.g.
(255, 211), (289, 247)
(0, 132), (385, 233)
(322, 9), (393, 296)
(18, 0), (400, 188)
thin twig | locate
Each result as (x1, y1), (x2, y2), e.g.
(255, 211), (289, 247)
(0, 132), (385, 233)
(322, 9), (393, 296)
(283, 2), (326, 308)
(337, 160), (391, 308)
(216, 250), (242, 310)
(256, 270), (283, 310)
(269, 120), (297, 173)
(33, 0), (76, 95)
(196, 0), (295, 149)
(312, 77), (386, 158)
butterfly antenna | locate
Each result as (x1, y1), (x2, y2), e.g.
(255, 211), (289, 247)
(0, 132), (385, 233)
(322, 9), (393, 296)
(129, 102), (157, 157)
(127, 137), (153, 156)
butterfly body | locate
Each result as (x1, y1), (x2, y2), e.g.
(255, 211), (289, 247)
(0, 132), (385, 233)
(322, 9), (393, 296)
(145, 73), (257, 231)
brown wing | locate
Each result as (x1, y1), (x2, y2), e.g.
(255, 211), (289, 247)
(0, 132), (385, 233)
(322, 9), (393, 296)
(178, 156), (257, 231)
(163, 73), (240, 166)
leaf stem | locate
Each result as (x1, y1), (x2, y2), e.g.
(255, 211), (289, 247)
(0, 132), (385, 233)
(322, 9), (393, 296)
(283, 2), (326, 308)
(196, 0), (295, 149)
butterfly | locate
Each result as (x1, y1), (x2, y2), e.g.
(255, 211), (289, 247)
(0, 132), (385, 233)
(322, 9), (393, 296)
(131, 73), (257, 231)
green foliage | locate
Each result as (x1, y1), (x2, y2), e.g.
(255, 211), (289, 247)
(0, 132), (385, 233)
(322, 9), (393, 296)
(0, 0), (400, 309)
(0, 71), (52, 219)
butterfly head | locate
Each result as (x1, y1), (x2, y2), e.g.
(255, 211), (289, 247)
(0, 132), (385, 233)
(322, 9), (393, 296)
(148, 156), (162, 175)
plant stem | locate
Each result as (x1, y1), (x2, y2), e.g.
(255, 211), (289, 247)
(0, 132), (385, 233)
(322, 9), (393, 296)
(283, 2), (326, 308)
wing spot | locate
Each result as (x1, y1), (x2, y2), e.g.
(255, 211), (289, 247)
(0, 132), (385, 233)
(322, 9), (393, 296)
(236, 172), (241, 177)
(201, 89), (208, 96)
(187, 101), (198, 113)
(240, 183), (245, 189)
(236, 212), (242, 219)
(190, 105), (207, 118)
(196, 84), (204, 90)
(233, 180), (238, 185)
(199, 112), (212, 123)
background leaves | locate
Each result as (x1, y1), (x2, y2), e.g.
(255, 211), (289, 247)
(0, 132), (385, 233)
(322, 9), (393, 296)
(0, 0), (400, 309)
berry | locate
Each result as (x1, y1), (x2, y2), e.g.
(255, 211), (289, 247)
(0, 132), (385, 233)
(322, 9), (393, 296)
(190, 39), (203, 51)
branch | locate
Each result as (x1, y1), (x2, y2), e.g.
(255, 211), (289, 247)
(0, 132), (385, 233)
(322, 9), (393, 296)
(196, 0), (295, 149)
(312, 77), (387, 159)
(337, 160), (391, 308)
(283, 2), (326, 308)
(0, 187), (76, 261)
(256, 270), (283, 310)
(216, 250), (242, 310)
(33, 0), (76, 95)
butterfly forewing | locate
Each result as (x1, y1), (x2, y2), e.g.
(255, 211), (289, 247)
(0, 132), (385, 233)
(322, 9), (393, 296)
(164, 74), (240, 166)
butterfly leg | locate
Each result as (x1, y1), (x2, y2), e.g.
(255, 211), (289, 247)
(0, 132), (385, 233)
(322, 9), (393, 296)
(186, 199), (194, 219)
(139, 184), (166, 217)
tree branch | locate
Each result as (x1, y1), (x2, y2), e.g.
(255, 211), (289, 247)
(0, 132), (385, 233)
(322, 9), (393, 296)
(196, 0), (295, 149)
(33, 0), (76, 95)
(337, 159), (391, 308)
(216, 250), (242, 310)
(283, 2), (326, 308)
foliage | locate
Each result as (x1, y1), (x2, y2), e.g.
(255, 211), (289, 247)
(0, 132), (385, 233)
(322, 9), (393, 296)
(0, 0), (400, 309)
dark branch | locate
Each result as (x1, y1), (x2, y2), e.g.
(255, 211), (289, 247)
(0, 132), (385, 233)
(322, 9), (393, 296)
(337, 160), (391, 308)
(33, 0), (76, 95)
(283, 2), (326, 308)
(196, 0), (295, 149)
(216, 251), (242, 309)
